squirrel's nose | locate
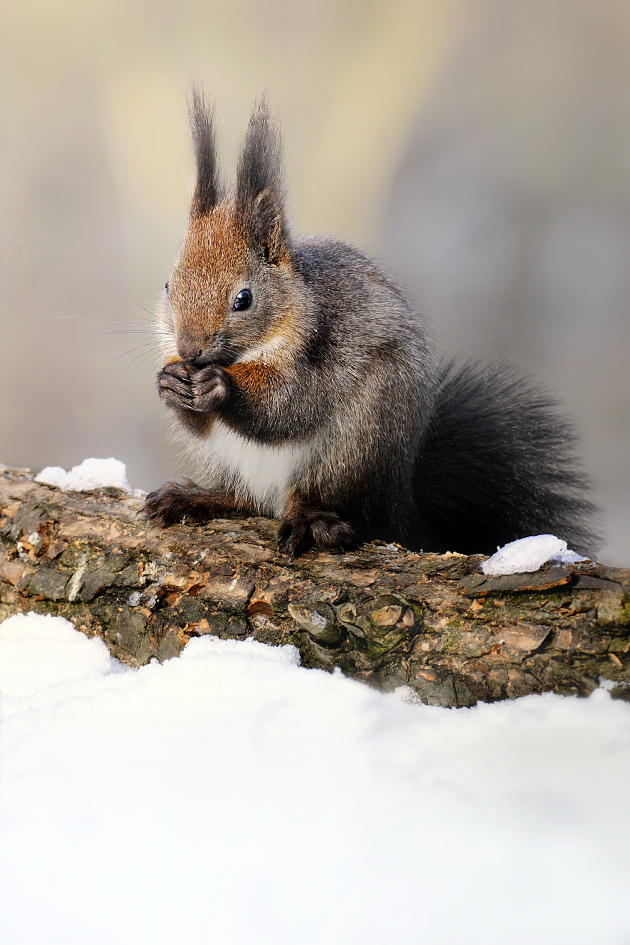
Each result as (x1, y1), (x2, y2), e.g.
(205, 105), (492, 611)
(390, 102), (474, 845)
(177, 337), (205, 362)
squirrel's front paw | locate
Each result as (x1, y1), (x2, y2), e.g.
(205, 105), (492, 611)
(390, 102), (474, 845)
(190, 365), (230, 413)
(144, 479), (211, 526)
(157, 361), (195, 412)
(277, 508), (356, 559)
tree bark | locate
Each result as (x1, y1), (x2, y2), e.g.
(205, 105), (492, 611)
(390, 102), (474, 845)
(1, 465), (628, 707)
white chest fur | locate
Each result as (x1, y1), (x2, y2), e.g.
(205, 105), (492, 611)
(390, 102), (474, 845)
(194, 420), (314, 516)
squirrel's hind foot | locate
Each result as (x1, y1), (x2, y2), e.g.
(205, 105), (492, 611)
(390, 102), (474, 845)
(277, 503), (356, 560)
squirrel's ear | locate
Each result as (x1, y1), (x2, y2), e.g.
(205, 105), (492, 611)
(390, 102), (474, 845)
(236, 96), (290, 263)
(188, 87), (220, 217)
(251, 188), (290, 264)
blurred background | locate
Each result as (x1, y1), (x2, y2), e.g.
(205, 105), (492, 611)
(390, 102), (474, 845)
(1, 0), (628, 564)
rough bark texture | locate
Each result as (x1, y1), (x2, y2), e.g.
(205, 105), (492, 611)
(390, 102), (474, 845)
(1, 465), (628, 707)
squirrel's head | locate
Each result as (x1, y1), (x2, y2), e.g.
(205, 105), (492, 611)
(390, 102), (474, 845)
(156, 91), (303, 367)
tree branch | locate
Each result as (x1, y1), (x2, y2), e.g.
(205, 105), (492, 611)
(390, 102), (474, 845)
(1, 466), (628, 707)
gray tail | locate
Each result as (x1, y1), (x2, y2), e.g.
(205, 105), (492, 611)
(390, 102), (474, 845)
(413, 362), (600, 555)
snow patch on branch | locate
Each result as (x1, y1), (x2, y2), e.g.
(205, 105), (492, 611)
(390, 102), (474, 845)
(35, 457), (132, 493)
(482, 534), (589, 575)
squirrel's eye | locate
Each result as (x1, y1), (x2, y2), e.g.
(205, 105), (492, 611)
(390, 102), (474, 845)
(233, 289), (252, 311)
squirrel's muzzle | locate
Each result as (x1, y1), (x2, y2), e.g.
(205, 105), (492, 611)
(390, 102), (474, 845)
(182, 333), (238, 368)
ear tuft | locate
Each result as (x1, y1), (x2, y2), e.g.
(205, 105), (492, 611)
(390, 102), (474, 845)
(236, 96), (283, 211)
(236, 96), (289, 261)
(188, 87), (220, 216)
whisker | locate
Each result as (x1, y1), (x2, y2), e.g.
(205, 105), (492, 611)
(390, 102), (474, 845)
(49, 313), (153, 325)
(103, 329), (154, 337)
(113, 343), (158, 365)
(116, 351), (160, 380)
(101, 320), (153, 327)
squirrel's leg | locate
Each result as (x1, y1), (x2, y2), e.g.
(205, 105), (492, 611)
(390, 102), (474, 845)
(277, 492), (356, 559)
(144, 480), (255, 527)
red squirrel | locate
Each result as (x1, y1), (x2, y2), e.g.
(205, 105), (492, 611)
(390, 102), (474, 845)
(144, 91), (598, 559)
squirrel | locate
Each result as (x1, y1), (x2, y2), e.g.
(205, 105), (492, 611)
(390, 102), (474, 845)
(144, 91), (598, 559)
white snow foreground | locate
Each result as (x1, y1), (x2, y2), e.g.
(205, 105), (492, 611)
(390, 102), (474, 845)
(1, 614), (629, 945)
(482, 534), (589, 575)
(35, 457), (132, 493)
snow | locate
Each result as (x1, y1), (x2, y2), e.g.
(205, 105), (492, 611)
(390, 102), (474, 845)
(2, 614), (630, 945)
(35, 457), (132, 492)
(482, 534), (589, 575)
(0, 612), (112, 696)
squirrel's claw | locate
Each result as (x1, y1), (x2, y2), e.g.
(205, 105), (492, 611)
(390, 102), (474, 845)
(143, 480), (203, 526)
(277, 508), (356, 559)
(157, 364), (195, 411)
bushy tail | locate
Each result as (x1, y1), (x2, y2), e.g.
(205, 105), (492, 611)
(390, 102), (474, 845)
(413, 362), (599, 555)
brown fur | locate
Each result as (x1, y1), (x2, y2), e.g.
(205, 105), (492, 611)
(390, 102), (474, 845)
(225, 362), (282, 397)
(170, 205), (251, 360)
